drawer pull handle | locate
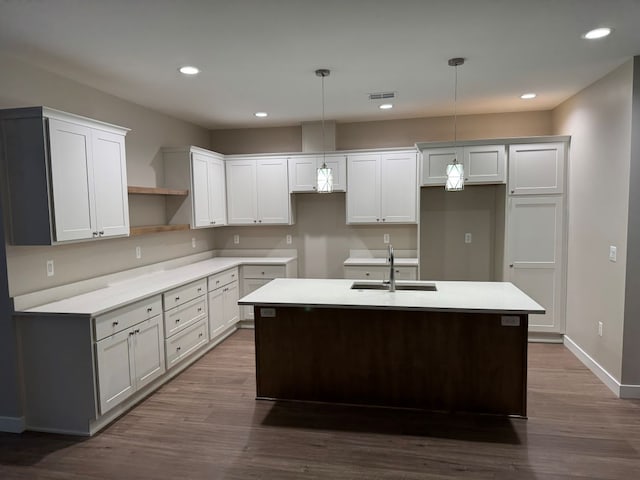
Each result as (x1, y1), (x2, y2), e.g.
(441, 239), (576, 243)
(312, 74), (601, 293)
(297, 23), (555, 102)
(197, 307), (203, 312)
(231, 274), (235, 278)
(175, 296), (180, 301)
(197, 287), (202, 292)
(176, 346), (181, 352)
(98, 230), (104, 236)
(147, 307), (153, 313)
(365, 272), (370, 276)
(129, 331), (135, 336)
(216, 280), (220, 284)
(198, 333), (203, 338)
(134, 329), (140, 334)
(261, 271), (265, 275)
(112, 321), (119, 326)
(175, 318), (181, 323)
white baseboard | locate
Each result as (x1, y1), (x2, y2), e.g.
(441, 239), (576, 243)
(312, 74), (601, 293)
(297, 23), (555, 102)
(563, 335), (622, 397)
(0, 415), (25, 433)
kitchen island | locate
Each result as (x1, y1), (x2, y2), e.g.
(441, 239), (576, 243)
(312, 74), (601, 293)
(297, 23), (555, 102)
(239, 278), (544, 417)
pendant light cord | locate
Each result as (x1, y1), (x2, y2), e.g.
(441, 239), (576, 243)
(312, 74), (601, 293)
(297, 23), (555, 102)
(453, 63), (458, 153)
(321, 73), (326, 168)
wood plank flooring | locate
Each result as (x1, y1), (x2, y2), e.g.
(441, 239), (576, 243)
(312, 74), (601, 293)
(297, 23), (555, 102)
(1, 329), (640, 479)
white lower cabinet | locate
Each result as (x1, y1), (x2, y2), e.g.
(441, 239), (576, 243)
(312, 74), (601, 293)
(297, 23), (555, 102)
(208, 267), (240, 339)
(95, 314), (165, 415)
(241, 265), (287, 320)
(163, 279), (208, 369)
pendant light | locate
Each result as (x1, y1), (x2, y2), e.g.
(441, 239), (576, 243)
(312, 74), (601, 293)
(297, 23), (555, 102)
(315, 68), (333, 193)
(446, 57), (465, 191)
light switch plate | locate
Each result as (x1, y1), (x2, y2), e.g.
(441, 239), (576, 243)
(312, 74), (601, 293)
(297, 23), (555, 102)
(46, 259), (54, 277)
(135, 246), (142, 259)
(191, 237), (196, 248)
(465, 233), (472, 244)
(233, 234), (240, 244)
(286, 234), (292, 245)
(383, 234), (390, 244)
(609, 245), (617, 262)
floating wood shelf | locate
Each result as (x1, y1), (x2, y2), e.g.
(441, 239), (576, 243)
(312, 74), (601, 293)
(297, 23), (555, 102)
(128, 186), (189, 196)
(130, 224), (190, 236)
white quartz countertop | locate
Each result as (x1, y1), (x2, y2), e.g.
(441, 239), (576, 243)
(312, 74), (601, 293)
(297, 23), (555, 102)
(238, 278), (545, 314)
(19, 257), (296, 316)
(343, 257), (418, 267)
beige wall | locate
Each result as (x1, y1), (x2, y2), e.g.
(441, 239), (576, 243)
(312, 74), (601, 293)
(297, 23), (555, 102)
(552, 60), (633, 381)
(211, 125), (301, 154)
(0, 54), (216, 297)
(215, 193), (417, 278)
(420, 185), (505, 281)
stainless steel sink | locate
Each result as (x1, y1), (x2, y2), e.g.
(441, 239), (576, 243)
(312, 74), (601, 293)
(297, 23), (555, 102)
(350, 281), (437, 292)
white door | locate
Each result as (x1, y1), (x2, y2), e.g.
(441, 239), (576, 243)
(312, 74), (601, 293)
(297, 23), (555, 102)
(226, 160), (257, 224)
(507, 196), (564, 333)
(208, 288), (225, 339)
(132, 316), (165, 390)
(223, 282), (240, 327)
(256, 158), (290, 224)
(321, 154), (347, 192)
(208, 157), (227, 226)
(91, 129), (129, 237)
(420, 147), (461, 186)
(380, 152), (417, 223)
(509, 143), (565, 195)
(192, 153), (212, 227)
(463, 145), (506, 184)
(347, 154), (381, 223)
(288, 156), (316, 192)
(96, 329), (135, 414)
(48, 118), (96, 242)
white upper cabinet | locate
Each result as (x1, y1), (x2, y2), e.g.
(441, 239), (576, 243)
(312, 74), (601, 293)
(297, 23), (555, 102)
(163, 146), (227, 228)
(421, 145), (506, 186)
(508, 143), (565, 195)
(226, 156), (292, 225)
(0, 107), (129, 245)
(347, 150), (417, 224)
(288, 154), (347, 192)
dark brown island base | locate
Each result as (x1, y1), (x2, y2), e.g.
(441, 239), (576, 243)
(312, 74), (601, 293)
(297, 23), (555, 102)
(239, 278), (545, 417)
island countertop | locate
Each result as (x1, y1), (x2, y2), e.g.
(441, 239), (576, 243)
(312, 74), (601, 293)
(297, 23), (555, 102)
(238, 278), (545, 314)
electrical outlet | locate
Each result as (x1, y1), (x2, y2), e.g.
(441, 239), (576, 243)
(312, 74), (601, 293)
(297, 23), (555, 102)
(598, 321), (603, 337)
(286, 234), (292, 245)
(135, 246), (142, 259)
(233, 234), (240, 244)
(609, 245), (617, 262)
(383, 234), (390, 244)
(191, 237), (196, 248)
(465, 233), (472, 244)
(46, 259), (54, 277)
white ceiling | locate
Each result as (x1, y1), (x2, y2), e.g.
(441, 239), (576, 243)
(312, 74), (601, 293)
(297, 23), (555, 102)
(0, 0), (638, 129)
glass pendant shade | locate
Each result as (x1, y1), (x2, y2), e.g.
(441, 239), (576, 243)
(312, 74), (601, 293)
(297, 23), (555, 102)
(317, 164), (333, 193)
(445, 162), (464, 191)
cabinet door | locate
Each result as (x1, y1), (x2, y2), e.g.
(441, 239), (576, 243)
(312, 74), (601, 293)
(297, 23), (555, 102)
(288, 156), (316, 192)
(256, 158), (290, 224)
(226, 159), (257, 224)
(208, 288), (225, 339)
(132, 316), (166, 390)
(344, 266), (386, 280)
(48, 118), (96, 242)
(192, 153), (212, 227)
(92, 129), (129, 237)
(420, 147), (461, 186)
(208, 157), (227, 226)
(463, 145), (506, 184)
(96, 329), (135, 414)
(380, 152), (417, 223)
(223, 282), (239, 327)
(347, 154), (381, 223)
(508, 143), (565, 195)
(507, 196), (564, 333)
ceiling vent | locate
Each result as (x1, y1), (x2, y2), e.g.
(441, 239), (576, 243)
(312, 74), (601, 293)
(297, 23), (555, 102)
(368, 91), (396, 100)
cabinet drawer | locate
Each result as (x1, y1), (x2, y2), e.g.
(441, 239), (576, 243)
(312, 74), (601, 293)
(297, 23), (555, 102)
(164, 296), (207, 338)
(163, 279), (207, 311)
(388, 266), (418, 281)
(208, 267), (238, 291)
(242, 265), (286, 279)
(165, 318), (209, 369)
(343, 266), (386, 281)
(95, 295), (162, 341)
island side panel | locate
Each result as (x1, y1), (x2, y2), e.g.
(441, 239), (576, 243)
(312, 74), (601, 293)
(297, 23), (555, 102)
(254, 306), (528, 416)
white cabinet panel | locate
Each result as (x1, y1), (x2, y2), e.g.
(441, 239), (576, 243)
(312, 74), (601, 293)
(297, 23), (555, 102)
(464, 145), (506, 184)
(226, 160), (258, 224)
(48, 119), (96, 242)
(207, 288), (225, 339)
(507, 196), (564, 333)
(96, 329), (135, 414)
(132, 316), (165, 389)
(92, 129), (129, 237)
(509, 143), (565, 195)
(421, 147), (459, 185)
(347, 154), (381, 223)
(192, 153), (211, 227)
(208, 157), (227, 225)
(257, 158), (289, 224)
(224, 282), (239, 328)
(288, 154), (347, 192)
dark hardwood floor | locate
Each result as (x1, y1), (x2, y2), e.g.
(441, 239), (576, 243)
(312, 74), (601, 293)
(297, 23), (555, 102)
(1, 329), (640, 479)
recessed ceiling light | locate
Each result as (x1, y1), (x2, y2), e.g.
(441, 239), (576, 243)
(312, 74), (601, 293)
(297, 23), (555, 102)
(178, 66), (200, 75)
(583, 27), (612, 39)
(379, 104), (393, 110)
(254, 112), (268, 118)
(520, 93), (537, 100)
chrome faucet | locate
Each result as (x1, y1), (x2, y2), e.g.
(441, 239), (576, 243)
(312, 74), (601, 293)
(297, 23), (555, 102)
(388, 244), (395, 292)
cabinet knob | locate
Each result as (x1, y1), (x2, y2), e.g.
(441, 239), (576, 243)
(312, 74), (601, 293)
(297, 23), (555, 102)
(197, 287), (202, 292)
(382, 218), (386, 222)
(175, 318), (181, 323)
(365, 272), (370, 276)
(112, 321), (119, 326)
(147, 307), (153, 313)
(197, 307), (203, 312)
(175, 296), (180, 301)
(376, 218), (380, 222)
(253, 220), (257, 223)
(258, 220), (262, 223)
(176, 346), (181, 351)
(129, 331), (135, 336)
(93, 232), (98, 237)
(509, 264), (514, 268)
(99, 231), (104, 236)
(134, 329), (140, 334)
(313, 186), (317, 190)
(511, 190), (515, 194)
(231, 274), (235, 278)
(198, 333), (203, 338)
